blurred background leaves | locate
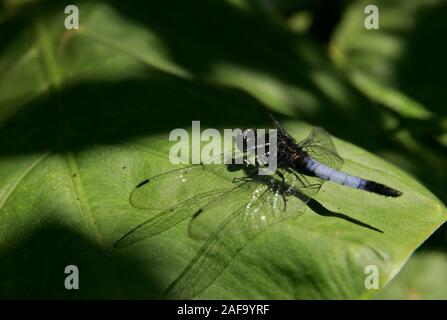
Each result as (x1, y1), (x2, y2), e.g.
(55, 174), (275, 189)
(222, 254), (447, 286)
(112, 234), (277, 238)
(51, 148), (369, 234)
(0, 0), (446, 298)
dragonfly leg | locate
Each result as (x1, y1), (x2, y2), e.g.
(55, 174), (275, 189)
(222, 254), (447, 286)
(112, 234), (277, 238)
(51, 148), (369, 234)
(232, 176), (253, 183)
(287, 168), (312, 187)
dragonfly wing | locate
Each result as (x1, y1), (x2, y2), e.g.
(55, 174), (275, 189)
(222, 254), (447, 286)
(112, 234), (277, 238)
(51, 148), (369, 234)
(114, 188), (234, 249)
(297, 127), (344, 171)
(188, 180), (258, 240)
(288, 127), (343, 197)
(242, 179), (307, 231)
(130, 161), (245, 210)
(277, 167), (322, 198)
(164, 206), (249, 299)
(165, 182), (307, 299)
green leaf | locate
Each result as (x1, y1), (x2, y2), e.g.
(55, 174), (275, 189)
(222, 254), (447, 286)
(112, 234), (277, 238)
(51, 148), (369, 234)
(331, 0), (447, 119)
(0, 0), (445, 299)
(377, 252), (447, 299)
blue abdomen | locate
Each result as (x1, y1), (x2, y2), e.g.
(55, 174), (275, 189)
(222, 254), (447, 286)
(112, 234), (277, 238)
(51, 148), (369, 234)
(302, 157), (401, 197)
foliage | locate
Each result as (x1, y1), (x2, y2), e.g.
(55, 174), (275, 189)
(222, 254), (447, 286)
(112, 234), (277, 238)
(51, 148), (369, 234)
(0, 0), (445, 299)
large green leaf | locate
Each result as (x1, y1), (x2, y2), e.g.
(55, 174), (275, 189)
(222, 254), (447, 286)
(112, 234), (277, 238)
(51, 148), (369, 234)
(331, 0), (447, 215)
(0, 0), (445, 299)
(332, 0), (447, 120)
(377, 252), (447, 299)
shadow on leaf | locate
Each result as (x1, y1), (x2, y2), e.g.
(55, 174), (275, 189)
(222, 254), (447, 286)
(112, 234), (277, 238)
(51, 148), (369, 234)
(0, 221), (164, 299)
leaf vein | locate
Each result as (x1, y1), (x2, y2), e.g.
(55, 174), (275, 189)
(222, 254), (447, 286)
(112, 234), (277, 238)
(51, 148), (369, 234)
(65, 151), (104, 246)
(0, 151), (50, 211)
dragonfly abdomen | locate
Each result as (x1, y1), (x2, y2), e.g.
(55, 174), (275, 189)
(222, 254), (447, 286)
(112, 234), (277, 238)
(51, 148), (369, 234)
(303, 158), (402, 197)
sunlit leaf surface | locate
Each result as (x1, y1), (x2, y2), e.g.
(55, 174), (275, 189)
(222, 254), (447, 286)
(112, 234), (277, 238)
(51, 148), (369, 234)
(0, 0), (445, 299)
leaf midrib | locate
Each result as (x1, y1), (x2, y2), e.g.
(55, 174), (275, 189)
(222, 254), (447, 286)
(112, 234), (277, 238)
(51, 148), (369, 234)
(0, 151), (50, 211)
(33, 16), (105, 246)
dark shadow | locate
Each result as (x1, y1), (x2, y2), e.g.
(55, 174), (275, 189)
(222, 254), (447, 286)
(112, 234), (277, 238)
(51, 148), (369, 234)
(104, 0), (384, 149)
(390, 1), (447, 205)
(0, 0), (386, 152)
(0, 221), (164, 299)
(307, 0), (347, 43)
(393, 1), (447, 252)
(108, 0), (311, 82)
(0, 3), (35, 57)
(381, 0), (447, 204)
(0, 72), (272, 157)
(307, 198), (384, 233)
(416, 222), (447, 253)
(396, 1), (447, 116)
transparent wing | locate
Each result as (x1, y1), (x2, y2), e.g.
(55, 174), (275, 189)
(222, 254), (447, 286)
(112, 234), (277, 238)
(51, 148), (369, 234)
(268, 122), (343, 197)
(114, 187), (235, 249)
(164, 206), (248, 299)
(187, 181), (256, 240)
(121, 144), (260, 248)
(131, 164), (217, 210)
(189, 173), (312, 240)
(297, 127), (344, 171)
(242, 181), (307, 231)
(276, 167), (322, 198)
(164, 181), (307, 299)
(129, 139), (247, 211)
(130, 163), (248, 211)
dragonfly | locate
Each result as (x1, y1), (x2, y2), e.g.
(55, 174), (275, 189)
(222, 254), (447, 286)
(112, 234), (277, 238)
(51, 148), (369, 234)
(114, 117), (402, 299)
